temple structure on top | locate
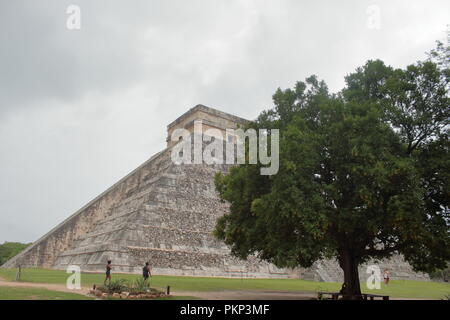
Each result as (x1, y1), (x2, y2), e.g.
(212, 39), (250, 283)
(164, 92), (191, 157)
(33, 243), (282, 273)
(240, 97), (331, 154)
(166, 104), (248, 147)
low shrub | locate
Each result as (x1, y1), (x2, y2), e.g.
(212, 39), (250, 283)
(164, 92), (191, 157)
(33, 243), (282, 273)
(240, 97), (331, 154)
(105, 279), (130, 294)
(130, 277), (150, 293)
(95, 277), (165, 298)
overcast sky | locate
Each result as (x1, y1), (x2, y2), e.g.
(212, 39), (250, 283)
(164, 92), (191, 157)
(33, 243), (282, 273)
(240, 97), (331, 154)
(0, 0), (449, 243)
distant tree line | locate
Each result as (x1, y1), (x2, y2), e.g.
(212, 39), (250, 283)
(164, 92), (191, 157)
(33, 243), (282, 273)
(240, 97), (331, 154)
(0, 242), (32, 265)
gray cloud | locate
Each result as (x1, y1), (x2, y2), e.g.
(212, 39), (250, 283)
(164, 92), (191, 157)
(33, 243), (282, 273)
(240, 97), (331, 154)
(0, 0), (449, 242)
(0, 1), (152, 113)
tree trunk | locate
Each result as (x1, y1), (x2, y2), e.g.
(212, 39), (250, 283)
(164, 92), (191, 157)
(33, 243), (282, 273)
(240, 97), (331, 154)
(338, 250), (362, 299)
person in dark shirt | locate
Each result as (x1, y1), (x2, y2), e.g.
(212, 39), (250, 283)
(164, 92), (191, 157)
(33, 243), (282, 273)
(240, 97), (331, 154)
(143, 262), (151, 282)
(104, 260), (112, 285)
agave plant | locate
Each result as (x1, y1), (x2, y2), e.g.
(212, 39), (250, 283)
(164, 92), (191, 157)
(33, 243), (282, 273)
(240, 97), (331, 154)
(131, 277), (150, 294)
(133, 278), (150, 292)
(106, 279), (130, 294)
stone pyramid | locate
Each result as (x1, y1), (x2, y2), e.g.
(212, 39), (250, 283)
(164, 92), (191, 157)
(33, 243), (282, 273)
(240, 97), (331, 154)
(2, 105), (292, 278)
(2, 105), (429, 282)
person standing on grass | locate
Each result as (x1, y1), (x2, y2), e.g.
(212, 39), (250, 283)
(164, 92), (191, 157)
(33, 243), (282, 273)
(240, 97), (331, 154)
(383, 269), (390, 285)
(104, 260), (112, 285)
(143, 262), (151, 282)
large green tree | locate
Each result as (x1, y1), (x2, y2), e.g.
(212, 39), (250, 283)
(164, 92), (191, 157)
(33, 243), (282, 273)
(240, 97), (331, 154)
(214, 44), (449, 298)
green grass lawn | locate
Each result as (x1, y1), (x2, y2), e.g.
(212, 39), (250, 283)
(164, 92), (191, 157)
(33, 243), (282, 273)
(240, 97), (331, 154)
(106, 295), (201, 300)
(0, 286), (93, 300)
(155, 296), (202, 300)
(0, 268), (449, 299)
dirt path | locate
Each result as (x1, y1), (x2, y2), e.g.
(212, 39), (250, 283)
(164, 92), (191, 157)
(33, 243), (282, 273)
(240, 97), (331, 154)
(0, 276), (315, 300)
(0, 278), (313, 299)
(0, 277), (424, 300)
(0, 278), (91, 296)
